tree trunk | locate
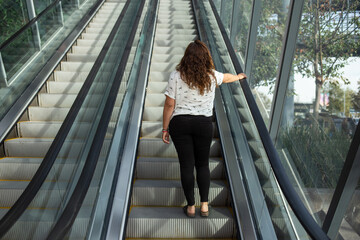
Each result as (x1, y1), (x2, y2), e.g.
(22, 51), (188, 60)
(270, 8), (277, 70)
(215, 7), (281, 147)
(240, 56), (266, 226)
(314, 80), (322, 119)
(313, 0), (322, 119)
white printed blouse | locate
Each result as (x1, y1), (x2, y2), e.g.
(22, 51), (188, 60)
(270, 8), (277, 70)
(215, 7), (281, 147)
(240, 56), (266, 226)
(164, 70), (224, 117)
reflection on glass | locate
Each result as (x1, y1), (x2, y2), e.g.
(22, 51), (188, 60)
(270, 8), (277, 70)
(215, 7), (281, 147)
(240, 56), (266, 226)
(276, 0), (360, 232)
(336, 180), (360, 240)
(0, 0), (29, 45)
(0, 0), (97, 122)
(232, 0), (253, 66)
(220, 0), (233, 34)
(38, 3), (62, 43)
(212, 0), (221, 15)
(61, 0), (78, 21)
(34, 0), (54, 14)
(250, 0), (289, 127)
(1, 27), (37, 84)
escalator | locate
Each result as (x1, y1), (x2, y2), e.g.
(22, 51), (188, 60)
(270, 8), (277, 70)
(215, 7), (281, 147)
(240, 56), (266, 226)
(0, 0), (138, 238)
(0, 0), (331, 239)
(126, 0), (235, 238)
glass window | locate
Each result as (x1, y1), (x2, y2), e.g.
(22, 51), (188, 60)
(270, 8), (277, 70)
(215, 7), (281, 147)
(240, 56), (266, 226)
(0, 0), (29, 45)
(220, 0), (234, 35)
(336, 180), (360, 239)
(276, 0), (360, 230)
(61, 0), (78, 21)
(232, 0), (253, 67)
(1, 27), (37, 82)
(212, 0), (221, 15)
(34, 0), (54, 14)
(249, 0), (290, 127)
(37, 3), (63, 43)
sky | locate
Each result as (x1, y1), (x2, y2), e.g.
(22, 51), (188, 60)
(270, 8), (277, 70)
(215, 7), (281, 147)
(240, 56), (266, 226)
(257, 57), (360, 104)
(293, 57), (360, 103)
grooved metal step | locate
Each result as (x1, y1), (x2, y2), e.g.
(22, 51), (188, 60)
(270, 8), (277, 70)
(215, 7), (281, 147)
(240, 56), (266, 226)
(17, 121), (117, 138)
(0, 181), (99, 208)
(132, 179), (229, 206)
(135, 157), (224, 179)
(138, 138), (221, 158)
(0, 207), (92, 239)
(126, 207), (235, 238)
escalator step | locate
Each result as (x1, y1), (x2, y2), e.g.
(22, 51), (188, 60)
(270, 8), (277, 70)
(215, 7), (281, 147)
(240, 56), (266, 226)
(38, 93), (124, 107)
(0, 207), (91, 240)
(136, 157), (224, 180)
(138, 138), (221, 158)
(4, 138), (112, 157)
(127, 207), (235, 238)
(132, 179), (228, 206)
(0, 181), (99, 208)
(149, 71), (172, 82)
(141, 121), (219, 138)
(53, 71), (89, 82)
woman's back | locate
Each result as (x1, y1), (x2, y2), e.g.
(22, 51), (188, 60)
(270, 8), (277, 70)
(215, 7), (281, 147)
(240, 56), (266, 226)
(165, 70), (223, 117)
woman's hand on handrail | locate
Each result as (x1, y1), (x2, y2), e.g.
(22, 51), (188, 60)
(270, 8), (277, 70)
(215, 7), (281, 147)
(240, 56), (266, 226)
(223, 73), (247, 83)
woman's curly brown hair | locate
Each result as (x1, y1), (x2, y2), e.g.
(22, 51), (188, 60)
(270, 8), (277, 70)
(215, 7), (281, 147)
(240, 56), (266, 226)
(176, 40), (215, 95)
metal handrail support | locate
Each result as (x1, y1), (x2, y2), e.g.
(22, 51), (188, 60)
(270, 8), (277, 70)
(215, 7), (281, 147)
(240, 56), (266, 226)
(0, 0), (129, 237)
(25, 0), (42, 50)
(86, 0), (159, 238)
(104, 0), (159, 239)
(214, 88), (259, 240)
(0, 53), (7, 87)
(46, 0), (146, 238)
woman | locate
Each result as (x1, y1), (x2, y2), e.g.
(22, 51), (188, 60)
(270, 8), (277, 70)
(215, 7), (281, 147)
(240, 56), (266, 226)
(162, 40), (247, 218)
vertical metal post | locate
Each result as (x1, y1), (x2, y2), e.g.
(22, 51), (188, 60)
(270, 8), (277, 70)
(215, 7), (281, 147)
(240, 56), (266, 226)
(59, 1), (65, 26)
(0, 53), (7, 88)
(268, 0), (305, 141)
(344, 88), (346, 116)
(26, 0), (42, 50)
(229, 0), (240, 46)
(322, 124), (360, 239)
(76, 0), (80, 8)
(244, 0), (261, 80)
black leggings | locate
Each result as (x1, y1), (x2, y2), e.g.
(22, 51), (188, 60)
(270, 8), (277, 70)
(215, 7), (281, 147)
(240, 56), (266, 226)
(169, 115), (213, 206)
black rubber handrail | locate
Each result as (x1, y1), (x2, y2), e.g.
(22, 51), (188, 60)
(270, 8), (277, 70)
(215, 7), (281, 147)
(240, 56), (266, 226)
(207, 0), (330, 239)
(0, 1), (132, 238)
(0, 0), (62, 50)
(46, 0), (146, 239)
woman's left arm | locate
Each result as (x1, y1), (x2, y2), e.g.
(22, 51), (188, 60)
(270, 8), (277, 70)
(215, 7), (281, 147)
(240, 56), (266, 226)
(162, 96), (175, 144)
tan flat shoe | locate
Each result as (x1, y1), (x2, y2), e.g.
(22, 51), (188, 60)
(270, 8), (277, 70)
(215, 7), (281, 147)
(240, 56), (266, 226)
(200, 205), (210, 217)
(183, 205), (195, 218)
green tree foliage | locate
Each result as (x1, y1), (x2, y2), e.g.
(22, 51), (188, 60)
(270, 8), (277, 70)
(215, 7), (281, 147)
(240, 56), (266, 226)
(251, 0), (287, 90)
(279, 123), (352, 188)
(294, 0), (360, 118)
(0, 0), (28, 45)
(352, 81), (360, 111)
(326, 82), (355, 116)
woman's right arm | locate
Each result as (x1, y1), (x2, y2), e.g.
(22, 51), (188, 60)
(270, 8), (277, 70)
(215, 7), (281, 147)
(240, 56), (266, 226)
(222, 73), (247, 83)
(162, 96), (175, 144)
